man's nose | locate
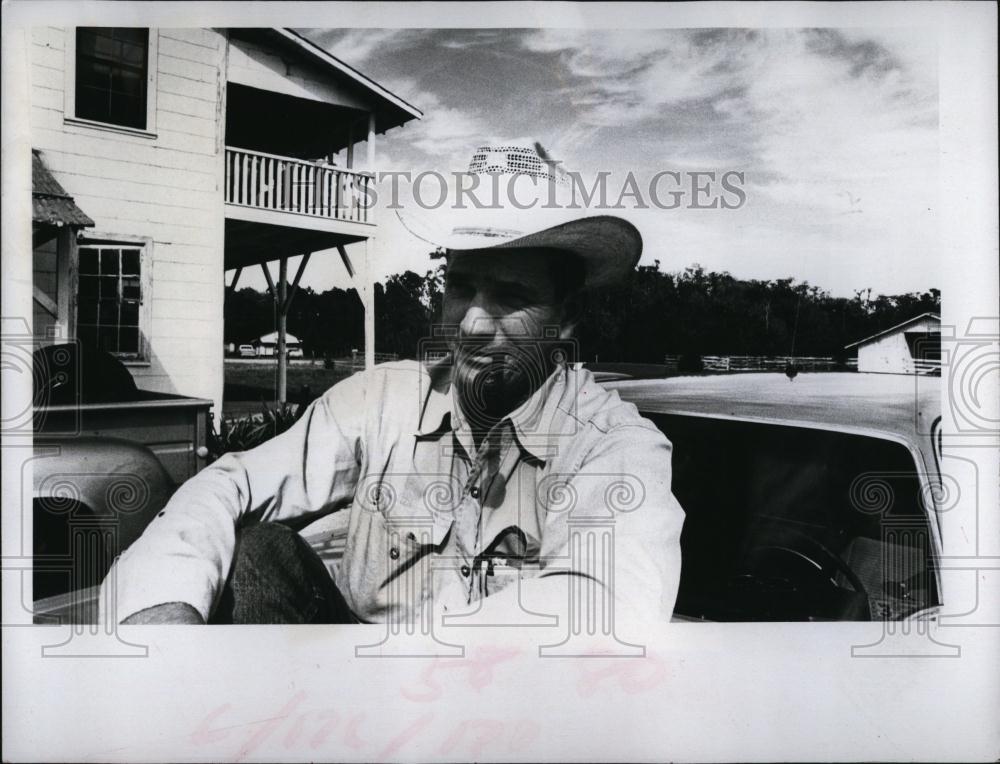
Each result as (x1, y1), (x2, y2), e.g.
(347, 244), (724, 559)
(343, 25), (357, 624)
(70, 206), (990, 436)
(459, 301), (501, 338)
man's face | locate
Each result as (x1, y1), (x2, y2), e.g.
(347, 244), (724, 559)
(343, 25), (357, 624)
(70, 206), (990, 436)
(442, 248), (575, 425)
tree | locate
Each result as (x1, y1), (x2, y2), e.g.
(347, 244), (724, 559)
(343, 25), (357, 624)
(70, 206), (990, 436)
(224, 260), (940, 363)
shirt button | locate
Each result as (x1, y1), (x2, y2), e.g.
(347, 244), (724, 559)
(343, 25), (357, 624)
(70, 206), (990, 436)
(389, 547), (400, 560)
(469, 486), (480, 499)
(460, 565), (471, 577)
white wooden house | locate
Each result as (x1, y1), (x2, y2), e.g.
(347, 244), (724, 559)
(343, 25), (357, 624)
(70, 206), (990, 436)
(30, 27), (421, 410)
(845, 312), (941, 374)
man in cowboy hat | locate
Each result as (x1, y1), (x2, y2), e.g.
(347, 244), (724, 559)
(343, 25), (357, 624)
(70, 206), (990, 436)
(105, 141), (684, 629)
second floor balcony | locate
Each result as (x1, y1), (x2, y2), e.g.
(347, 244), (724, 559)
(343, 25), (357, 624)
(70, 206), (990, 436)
(221, 30), (420, 272)
(223, 146), (378, 271)
(225, 146), (373, 227)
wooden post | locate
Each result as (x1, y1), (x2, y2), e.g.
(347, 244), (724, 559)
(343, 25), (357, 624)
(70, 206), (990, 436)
(335, 243), (372, 369)
(226, 267), (242, 295)
(367, 111), (376, 170)
(346, 123), (355, 170)
(277, 257), (288, 403)
(363, 239), (375, 370)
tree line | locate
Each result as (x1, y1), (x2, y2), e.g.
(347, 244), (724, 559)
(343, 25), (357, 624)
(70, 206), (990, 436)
(224, 260), (940, 364)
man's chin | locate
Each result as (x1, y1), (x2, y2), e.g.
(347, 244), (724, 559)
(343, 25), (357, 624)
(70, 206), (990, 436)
(454, 362), (531, 420)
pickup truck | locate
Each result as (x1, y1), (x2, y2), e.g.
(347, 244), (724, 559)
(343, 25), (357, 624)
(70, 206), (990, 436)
(31, 344), (211, 623)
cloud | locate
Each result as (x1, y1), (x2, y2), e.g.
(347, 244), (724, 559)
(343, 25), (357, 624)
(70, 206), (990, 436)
(296, 26), (940, 296)
(377, 77), (492, 163)
(519, 28), (939, 294)
(300, 28), (425, 69)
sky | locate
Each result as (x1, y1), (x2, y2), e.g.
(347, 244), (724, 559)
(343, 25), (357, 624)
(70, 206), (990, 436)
(245, 27), (940, 299)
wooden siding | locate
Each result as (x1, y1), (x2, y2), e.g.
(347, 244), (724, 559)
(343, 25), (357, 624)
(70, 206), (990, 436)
(227, 35), (371, 110)
(30, 27), (227, 410)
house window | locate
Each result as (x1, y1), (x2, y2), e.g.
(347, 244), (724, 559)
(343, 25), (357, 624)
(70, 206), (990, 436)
(74, 28), (149, 130)
(76, 241), (147, 359)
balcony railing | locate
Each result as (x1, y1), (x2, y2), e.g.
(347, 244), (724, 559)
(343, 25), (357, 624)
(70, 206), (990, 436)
(225, 147), (373, 225)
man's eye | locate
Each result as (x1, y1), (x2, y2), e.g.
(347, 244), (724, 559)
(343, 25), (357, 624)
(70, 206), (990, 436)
(498, 288), (533, 308)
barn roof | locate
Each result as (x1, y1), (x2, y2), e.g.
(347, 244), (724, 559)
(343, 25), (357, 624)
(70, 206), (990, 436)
(255, 331), (301, 345)
(32, 150), (94, 229)
(844, 312), (940, 350)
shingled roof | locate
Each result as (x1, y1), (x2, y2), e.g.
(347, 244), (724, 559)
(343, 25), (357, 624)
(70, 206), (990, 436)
(32, 150), (94, 228)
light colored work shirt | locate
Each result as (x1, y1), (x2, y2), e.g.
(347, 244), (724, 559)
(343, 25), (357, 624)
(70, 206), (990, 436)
(105, 361), (685, 624)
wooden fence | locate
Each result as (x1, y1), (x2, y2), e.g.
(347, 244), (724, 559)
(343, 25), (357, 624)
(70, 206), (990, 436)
(350, 350), (399, 370)
(695, 355), (856, 372)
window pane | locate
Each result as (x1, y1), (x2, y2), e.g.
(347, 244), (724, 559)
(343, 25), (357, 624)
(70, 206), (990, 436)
(100, 249), (120, 274)
(647, 413), (939, 622)
(79, 249), (98, 275)
(92, 31), (115, 59)
(77, 60), (111, 90)
(112, 68), (143, 98)
(76, 87), (111, 124)
(75, 28), (148, 129)
(120, 300), (139, 326)
(121, 249), (140, 274)
(122, 277), (141, 300)
(98, 300), (118, 325)
(119, 39), (146, 67)
(119, 327), (139, 354)
(78, 275), (99, 299)
(109, 95), (146, 130)
(76, 29), (111, 58)
(77, 298), (98, 325)
(98, 326), (118, 353)
(113, 28), (148, 47)
(76, 239), (146, 360)
(99, 276), (118, 300)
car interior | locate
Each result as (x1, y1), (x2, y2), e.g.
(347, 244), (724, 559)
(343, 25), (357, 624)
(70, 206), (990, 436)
(646, 413), (941, 621)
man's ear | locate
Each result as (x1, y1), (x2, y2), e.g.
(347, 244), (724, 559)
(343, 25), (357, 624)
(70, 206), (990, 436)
(558, 291), (584, 339)
(558, 297), (580, 340)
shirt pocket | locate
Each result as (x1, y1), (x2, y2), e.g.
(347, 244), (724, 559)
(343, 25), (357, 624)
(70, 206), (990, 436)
(355, 470), (458, 547)
(394, 470), (461, 550)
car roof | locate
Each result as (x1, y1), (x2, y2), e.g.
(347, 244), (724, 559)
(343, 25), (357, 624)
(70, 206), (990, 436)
(605, 372), (940, 449)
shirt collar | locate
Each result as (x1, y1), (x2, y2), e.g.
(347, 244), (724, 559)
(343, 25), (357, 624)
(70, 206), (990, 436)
(414, 360), (453, 437)
(426, 363), (568, 463)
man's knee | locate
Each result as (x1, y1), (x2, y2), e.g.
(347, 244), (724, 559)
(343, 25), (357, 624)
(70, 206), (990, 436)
(215, 522), (347, 624)
(232, 522), (302, 570)
(229, 522), (325, 588)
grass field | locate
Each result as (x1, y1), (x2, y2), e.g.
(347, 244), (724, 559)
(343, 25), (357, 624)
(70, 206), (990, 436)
(223, 359), (353, 418)
(222, 358), (702, 418)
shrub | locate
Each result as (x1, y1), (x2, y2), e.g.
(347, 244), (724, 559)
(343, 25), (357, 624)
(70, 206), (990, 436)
(207, 401), (304, 462)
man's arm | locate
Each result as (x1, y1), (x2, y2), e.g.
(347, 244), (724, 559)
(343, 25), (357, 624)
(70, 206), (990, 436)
(102, 372), (369, 624)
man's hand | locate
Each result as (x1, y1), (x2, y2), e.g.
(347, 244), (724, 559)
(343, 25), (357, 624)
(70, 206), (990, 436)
(121, 602), (205, 625)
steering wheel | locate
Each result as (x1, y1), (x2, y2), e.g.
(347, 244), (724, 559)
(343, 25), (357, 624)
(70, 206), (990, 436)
(749, 542), (869, 599)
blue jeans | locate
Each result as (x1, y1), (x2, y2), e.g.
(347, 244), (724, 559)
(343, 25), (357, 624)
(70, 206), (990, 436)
(211, 522), (355, 624)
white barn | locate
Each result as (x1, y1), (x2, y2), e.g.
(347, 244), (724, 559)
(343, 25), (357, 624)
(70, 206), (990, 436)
(845, 313), (941, 374)
(29, 27), (421, 411)
(253, 331), (301, 357)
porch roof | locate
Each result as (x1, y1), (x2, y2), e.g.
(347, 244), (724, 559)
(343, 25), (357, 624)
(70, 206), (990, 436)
(224, 216), (367, 270)
(32, 150), (94, 229)
(238, 28), (423, 135)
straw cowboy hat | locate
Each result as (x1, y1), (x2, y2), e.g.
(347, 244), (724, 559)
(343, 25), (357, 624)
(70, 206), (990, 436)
(397, 140), (642, 288)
